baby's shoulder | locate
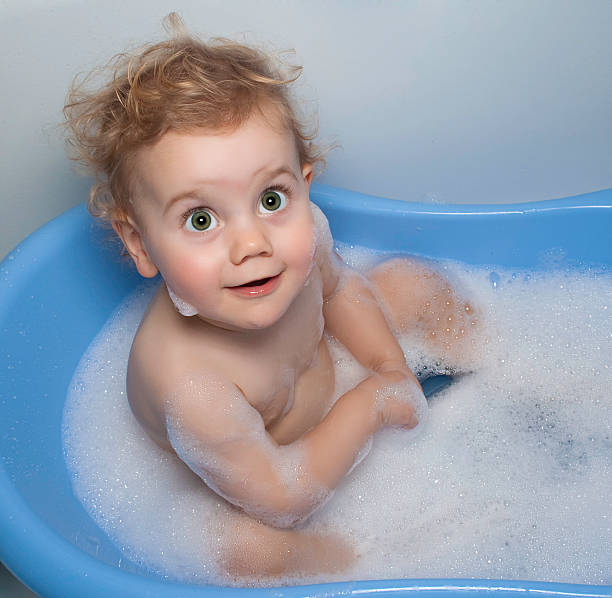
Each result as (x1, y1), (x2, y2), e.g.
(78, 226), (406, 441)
(128, 295), (192, 392)
(309, 202), (342, 299)
(130, 302), (204, 389)
(127, 303), (233, 447)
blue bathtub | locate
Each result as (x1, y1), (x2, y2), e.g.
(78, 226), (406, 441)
(1, 183), (611, 598)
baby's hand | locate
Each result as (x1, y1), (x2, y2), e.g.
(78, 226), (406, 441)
(372, 370), (427, 430)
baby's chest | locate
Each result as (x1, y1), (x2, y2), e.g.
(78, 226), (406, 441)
(234, 281), (325, 418)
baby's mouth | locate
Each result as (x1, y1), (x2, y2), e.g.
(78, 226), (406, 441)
(227, 273), (282, 297)
(240, 276), (273, 288)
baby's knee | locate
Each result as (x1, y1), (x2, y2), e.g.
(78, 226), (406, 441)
(217, 517), (289, 578)
(368, 258), (481, 362)
(367, 258), (450, 331)
(367, 257), (425, 290)
(217, 515), (354, 580)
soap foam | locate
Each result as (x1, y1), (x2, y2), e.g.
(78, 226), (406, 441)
(166, 284), (198, 316)
(62, 254), (612, 587)
(165, 377), (331, 530)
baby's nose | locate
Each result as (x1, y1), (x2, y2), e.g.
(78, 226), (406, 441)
(228, 220), (273, 265)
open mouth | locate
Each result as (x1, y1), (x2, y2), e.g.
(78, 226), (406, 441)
(240, 276), (273, 288)
(228, 273), (281, 297)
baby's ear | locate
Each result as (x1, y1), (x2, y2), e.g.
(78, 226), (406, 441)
(302, 162), (314, 187)
(112, 218), (159, 278)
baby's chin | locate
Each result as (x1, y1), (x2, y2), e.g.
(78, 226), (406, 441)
(166, 271), (308, 331)
(165, 287), (283, 329)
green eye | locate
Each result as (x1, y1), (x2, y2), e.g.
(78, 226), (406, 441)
(259, 190), (287, 213)
(186, 209), (217, 232)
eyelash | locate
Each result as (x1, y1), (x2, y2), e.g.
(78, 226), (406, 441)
(181, 205), (210, 225)
(180, 184), (294, 224)
(263, 183), (293, 200)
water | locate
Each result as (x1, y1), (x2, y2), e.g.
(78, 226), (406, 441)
(62, 255), (612, 587)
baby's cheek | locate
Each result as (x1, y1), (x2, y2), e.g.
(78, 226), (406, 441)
(304, 233), (317, 274)
(284, 227), (316, 274)
(163, 256), (218, 303)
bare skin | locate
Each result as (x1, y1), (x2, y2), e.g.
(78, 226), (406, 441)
(128, 260), (334, 452)
(113, 112), (477, 580)
(367, 258), (479, 370)
(126, 234), (422, 579)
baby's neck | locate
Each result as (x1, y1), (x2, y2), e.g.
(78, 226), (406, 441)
(191, 307), (289, 343)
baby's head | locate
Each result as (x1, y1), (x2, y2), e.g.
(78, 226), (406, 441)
(64, 13), (323, 225)
(65, 15), (325, 329)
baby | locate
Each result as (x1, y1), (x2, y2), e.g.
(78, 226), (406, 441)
(64, 15), (476, 580)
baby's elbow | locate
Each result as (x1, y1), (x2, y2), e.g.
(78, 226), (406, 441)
(257, 496), (310, 529)
(249, 486), (326, 529)
(260, 508), (306, 529)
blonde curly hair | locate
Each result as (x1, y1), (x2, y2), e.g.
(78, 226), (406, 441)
(64, 13), (324, 223)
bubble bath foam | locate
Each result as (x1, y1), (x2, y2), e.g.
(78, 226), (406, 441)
(62, 257), (611, 587)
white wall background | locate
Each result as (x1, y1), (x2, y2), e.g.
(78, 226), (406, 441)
(1, 0), (611, 260)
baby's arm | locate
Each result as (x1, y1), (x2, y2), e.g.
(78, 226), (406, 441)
(165, 370), (418, 528)
(312, 204), (415, 379)
(324, 266), (412, 375)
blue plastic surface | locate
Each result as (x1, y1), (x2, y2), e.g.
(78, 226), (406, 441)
(420, 374), (455, 399)
(1, 183), (611, 598)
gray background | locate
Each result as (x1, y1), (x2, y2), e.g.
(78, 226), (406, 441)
(2, 0), (612, 260)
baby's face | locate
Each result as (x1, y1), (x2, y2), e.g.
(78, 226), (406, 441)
(128, 111), (315, 331)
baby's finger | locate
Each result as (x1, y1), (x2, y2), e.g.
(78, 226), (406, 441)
(375, 377), (428, 431)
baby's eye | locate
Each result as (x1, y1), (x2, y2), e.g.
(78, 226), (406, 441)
(258, 189), (287, 213)
(185, 209), (218, 232)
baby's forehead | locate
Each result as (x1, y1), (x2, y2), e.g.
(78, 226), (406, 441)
(142, 107), (294, 158)
(128, 116), (302, 205)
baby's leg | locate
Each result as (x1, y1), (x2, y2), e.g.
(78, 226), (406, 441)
(366, 257), (478, 367)
(218, 509), (354, 580)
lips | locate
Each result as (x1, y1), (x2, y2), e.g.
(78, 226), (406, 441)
(227, 273), (281, 297)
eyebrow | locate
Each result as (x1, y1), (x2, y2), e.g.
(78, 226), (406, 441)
(165, 165), (299, 214)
